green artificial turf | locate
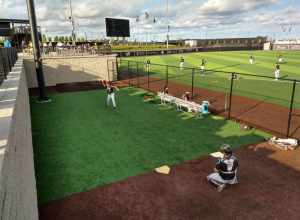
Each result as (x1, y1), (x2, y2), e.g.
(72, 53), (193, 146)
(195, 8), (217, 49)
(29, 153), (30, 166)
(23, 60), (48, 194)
(119, 50), (300, 108)
(31, 88), (270, 204)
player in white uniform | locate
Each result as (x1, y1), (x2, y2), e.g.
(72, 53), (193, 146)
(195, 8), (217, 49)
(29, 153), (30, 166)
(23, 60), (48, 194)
(179, 57), (185, 71)
(200, 58), (206, 75)
(146, 59), (151, 72)
(207, 145), (239, 192)
(278, 55), (284, 63)
(274, 64), (280, 81)
(249, 55), (254, 64)
(102, 81), (119, 110)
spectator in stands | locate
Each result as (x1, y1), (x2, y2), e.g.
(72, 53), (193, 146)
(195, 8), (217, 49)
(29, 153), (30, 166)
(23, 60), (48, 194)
(182, 92), (191, 101)
(207, 144), (239, 192)
(3, 38), (12, 48)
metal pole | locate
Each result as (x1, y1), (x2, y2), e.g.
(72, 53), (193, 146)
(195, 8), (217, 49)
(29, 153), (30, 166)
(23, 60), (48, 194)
(147, 64), (150, 89)
(227, 73), (234, 119)
(286, 80), (297, 137)
(26, 0), (49, 102)
(127, 60), (130, 86)
(136, 62), (139, 87)
(166, 65), (169, 87)
(69, 0), (76, 45)
(166, 0), (169, 49)
(116, 59), (119, 80)
(192, 68), (195, 99)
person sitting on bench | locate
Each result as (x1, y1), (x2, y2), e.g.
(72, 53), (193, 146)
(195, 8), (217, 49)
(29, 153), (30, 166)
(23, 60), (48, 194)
(182, 92), (191, 101)
(162, 86), (169, 94)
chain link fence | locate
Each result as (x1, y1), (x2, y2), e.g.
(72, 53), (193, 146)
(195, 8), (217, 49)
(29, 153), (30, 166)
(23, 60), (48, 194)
(118, 59), (300, 139)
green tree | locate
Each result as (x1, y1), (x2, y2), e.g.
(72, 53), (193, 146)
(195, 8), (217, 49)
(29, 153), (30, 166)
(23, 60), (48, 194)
(42, 34), (47, 43)
(69, 36), (73, 42)
(54, 36), (59, 42)
(48, 36), (52, 42)
(58, 36), (64, 42)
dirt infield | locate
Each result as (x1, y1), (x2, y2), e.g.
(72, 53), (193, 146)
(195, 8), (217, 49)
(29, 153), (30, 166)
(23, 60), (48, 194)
(118, 76), (300, 139)
(39, 142), (300, 220)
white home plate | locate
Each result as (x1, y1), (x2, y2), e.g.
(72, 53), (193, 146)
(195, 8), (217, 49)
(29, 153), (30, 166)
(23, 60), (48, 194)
(155, 165), (171, 174)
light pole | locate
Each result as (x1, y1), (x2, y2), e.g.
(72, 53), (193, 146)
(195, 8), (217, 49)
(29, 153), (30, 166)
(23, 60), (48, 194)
(166, 0), (170, 49)
(26, 0), (49, 102)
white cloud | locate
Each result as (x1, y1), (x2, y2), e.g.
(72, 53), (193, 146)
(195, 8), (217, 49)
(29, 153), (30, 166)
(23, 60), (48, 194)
(200, 0), (278, 15)
(0, 0), (299, 40)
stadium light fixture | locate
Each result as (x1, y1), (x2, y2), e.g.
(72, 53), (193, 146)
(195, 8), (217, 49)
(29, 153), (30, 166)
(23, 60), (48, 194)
(166, 0), (169, 49)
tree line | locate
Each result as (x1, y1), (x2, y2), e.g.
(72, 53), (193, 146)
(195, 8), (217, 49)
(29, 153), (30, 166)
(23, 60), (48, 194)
(42, 34), (86, 43)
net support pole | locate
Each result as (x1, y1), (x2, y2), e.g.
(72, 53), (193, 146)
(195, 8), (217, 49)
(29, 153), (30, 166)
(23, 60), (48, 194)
(192, 68), (195, 100)
(136, 62), (139, 87)
(147, 65), (150, 89)
(227, 73), (234, 119)
(116, 58), (119, 80)
(26, 0), (49, 102)
(127, 60), (130, 87)
(286, 80), (297, 137)
(166, 65), (169, 87)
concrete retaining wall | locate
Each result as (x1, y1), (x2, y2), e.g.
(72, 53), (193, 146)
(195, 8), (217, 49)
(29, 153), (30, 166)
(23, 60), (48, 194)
(0, 57), (39, 220)
(24, 55), (117, 88)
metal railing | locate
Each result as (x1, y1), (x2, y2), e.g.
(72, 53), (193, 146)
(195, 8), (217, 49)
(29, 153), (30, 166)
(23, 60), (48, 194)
(0, 48), (18, 85)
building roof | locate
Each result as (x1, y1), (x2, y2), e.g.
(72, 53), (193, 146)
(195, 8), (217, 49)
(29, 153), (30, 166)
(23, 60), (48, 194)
(0, 19), (29, 24)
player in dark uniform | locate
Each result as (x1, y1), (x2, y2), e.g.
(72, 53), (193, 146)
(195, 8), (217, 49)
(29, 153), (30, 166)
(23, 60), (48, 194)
(162, 85), (169, 94)
(207, 145), (239, 192)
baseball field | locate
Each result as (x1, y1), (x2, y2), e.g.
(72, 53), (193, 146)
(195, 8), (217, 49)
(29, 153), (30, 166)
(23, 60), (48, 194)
(120, 50), (300, 108)
(118, 50), (300, 138)
(31, 87), (270, 204)
(31, 86), (300, 220)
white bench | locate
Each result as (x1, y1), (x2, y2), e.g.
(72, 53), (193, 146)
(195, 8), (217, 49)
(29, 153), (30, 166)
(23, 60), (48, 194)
(158, 92), (202, 113)
(158, 92), (175, 105)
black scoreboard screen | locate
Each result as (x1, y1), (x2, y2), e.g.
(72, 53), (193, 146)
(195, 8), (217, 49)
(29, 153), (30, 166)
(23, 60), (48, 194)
(105, 18), (130, 37)
(0, 22), (10, 36)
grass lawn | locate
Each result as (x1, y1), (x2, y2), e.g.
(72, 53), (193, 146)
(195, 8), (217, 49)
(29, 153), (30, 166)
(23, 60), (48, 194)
(119, 50), (300, 108)
(31, 88), (270, 204)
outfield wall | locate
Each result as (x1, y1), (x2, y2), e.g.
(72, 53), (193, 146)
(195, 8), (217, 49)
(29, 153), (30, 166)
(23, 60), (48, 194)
(273, 44), (300, 51)
(116, 46), (263, 57)
(24, 55), (117, 88)
(0, 57), (39, 220)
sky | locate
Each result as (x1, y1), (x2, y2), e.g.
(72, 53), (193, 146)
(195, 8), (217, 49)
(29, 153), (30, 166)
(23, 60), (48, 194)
(1, 0), (300, 41)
